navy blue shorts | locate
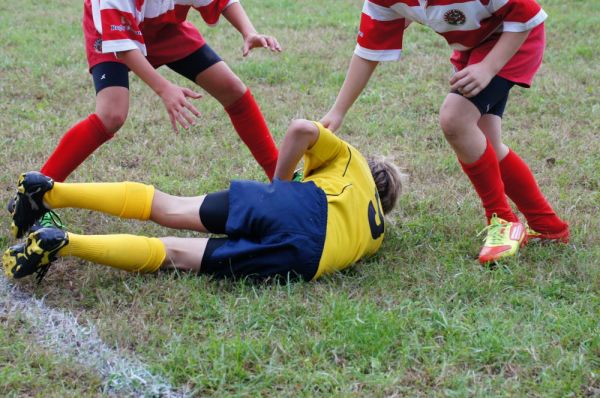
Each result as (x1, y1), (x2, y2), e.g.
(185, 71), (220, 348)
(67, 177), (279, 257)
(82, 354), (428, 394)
(91, 44), (222, 94)
(199, 180), (328, 282)
(452, 75), (515, 117)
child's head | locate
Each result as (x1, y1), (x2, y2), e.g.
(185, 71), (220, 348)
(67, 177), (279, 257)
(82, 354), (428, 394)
(367, 156), (404, 214)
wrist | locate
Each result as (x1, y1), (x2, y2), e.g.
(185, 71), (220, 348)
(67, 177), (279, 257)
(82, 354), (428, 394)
(242, 29), (258, 40)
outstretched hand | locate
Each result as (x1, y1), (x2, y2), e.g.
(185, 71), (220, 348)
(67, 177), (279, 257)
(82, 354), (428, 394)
(242, 33), (282, 57)
(159, 84), (202, 133)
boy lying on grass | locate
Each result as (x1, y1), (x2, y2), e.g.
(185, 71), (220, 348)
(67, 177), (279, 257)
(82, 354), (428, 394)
(4, 120), (403, 283)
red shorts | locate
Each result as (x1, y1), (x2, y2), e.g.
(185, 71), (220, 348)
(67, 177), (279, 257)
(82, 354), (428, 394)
(83, 0), (205, 71)
(450, 24), (546, 88)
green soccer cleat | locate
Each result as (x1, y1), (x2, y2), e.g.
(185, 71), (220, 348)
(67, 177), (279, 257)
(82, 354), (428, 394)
(3, 227), (68, 283)
(478, 215), (526, 264)
(292, 168), (304, 182)
(10, 172), (54, 239)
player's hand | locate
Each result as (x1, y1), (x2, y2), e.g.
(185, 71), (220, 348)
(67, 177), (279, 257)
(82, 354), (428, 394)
(449, 63), (495, 98)
(242, 32), (282, 57)
(320, 110), (344, 132)
(159, 83), (202, 133)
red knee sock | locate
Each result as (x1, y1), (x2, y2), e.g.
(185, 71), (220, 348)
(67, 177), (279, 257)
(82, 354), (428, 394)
(41, 114), (113, 182)
(460, 140), (518, 223)
(225, 89), (278, 180)
(499, 149), (568, 233)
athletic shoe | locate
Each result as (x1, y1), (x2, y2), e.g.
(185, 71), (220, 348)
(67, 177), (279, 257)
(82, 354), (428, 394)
(2, 227), (68, 283)
(10, 171), (54, 239)
(39, 210), (65, 229)
(527, 226), (570, 244)
(478, 215), (527, 264)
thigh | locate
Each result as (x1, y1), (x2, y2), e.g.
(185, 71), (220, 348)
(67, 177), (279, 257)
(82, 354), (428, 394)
(91, 62), (129, 94)
(193, 60), (246, 107)
(199, 190), (229, 234)
(166, 44), (222, 83)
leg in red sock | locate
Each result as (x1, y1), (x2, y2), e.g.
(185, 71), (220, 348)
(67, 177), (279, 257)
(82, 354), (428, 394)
(41, 114), (113, 182)
(499, 149), (568, 235)
(41, 82), (129, 182)
(440, 94), (517, 222)
(195, 62), (278, 180)
(478, 114), (568, 240)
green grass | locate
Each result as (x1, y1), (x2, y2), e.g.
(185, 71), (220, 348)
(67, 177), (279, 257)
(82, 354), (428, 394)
(1, 0), (599, 396)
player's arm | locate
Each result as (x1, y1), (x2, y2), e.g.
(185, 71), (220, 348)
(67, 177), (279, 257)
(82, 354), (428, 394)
(450, 30), (530, 97)
(274, 120), (320, 181)
(117, 50), (202, 132)
(321, 55), (379, 132)
(222, 2), (282, 56)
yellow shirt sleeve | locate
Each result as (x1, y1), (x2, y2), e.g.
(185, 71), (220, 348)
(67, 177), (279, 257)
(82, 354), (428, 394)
(303, 122), (345, 175)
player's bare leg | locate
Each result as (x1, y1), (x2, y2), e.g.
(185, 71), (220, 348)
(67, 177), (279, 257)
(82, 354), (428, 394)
(439, 93), (525, 263)
(95, 86), (129, 133)
(150, 191), (208, 232)
(194, 61), (278, 179)
(194, 61), (247, 107)
(439, 93), (488, 163)
(478, 114), (509, 161)
(159, 237), (208, 272)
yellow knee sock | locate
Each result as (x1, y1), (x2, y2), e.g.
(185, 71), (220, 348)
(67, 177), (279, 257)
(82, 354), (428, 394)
(44, 182), (155, 220)
(59, 233), (165, 273)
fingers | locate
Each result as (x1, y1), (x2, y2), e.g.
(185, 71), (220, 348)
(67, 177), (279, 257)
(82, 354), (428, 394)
(183, 88), (202, 99)
(450, 75), (472, 92)
(242, 42), (250, 57)
(449, 69), (466, 85)
(168, 112), (178, 134)
(265, 36), (282, 52)
(259, 36), (268, 49)
(183, 100), (201, 118)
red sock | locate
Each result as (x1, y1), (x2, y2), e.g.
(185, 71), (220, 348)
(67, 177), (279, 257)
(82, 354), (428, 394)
(460, 140), (518, 223)
(40, 114), (113, 182)
(225, 89), (278, 180)
(499, 149), (568, 233)
(40, 113), (113, 182)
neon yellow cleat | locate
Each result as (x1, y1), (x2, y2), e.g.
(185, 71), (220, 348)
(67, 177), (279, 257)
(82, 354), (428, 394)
(478, 215), (526, 264)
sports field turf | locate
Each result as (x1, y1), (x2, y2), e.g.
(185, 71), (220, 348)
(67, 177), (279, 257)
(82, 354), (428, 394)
(0, 0), (598, 396)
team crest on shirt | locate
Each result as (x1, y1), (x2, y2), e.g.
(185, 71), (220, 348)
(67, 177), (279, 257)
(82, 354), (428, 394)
(444, 9), (466, 26)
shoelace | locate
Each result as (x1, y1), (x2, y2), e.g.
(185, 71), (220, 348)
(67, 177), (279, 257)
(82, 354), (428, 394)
(477, 219), (505, 246)
(39, 210), (65, 229)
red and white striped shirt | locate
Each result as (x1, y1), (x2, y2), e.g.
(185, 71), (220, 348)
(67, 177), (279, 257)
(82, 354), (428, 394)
(91, 0), (238, 55)
(356, 0), (547, 61)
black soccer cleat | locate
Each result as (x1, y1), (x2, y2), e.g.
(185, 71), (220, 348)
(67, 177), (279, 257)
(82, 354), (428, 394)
(6, 195), (16, 213)
(10, 171), (54, 239)
(3, 227), (69, 283)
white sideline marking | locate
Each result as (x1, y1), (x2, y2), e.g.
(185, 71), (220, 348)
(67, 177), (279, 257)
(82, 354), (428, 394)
(0, 278), (187, 397)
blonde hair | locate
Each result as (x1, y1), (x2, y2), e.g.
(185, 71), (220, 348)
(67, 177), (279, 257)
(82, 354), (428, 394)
(367, 157), (404, 214)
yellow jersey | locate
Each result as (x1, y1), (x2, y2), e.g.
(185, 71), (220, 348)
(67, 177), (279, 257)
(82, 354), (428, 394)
(303, 122), (385, 279)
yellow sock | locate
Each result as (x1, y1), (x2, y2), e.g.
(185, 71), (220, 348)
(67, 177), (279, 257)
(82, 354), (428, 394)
(44, 182), (155, 220)
(59, 233), (166, 273)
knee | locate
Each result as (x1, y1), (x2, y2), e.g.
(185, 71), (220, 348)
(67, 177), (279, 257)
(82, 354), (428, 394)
(439, 105), (468, 142)
(97, 109), (128, 133)
(215, 76), (247, 107)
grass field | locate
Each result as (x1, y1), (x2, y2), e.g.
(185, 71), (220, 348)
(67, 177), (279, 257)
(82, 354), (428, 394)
(1, 0), (599, 396)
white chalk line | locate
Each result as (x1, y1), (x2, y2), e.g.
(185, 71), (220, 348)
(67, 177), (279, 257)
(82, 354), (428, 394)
(0, 278), (188, 397)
